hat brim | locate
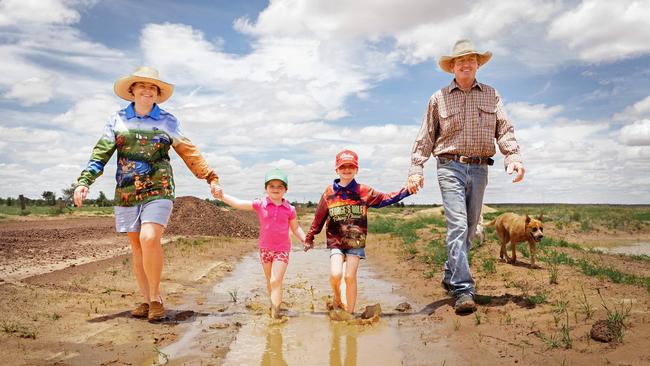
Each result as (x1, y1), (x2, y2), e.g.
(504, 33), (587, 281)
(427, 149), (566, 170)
(335, 161), (359, 169)
(438, 51), (492, 73)
(113, 75), (174, 104)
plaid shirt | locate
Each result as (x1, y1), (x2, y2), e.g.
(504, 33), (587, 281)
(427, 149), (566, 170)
(409, 79), (522, 176)
(305, 179), (410, 250)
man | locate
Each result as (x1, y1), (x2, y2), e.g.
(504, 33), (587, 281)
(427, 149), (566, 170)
(406, 39), (525, 314)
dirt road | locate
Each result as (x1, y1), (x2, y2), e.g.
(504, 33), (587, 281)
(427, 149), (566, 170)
(1, 201), (649, 365)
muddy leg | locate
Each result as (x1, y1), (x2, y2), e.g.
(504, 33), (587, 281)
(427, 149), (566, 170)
(509, 242), (517, 264)
(330, 254), (345, 308)
(343, 255), (361, 314)
(269, 260), (288, 318)
(127, 232), (150, 302)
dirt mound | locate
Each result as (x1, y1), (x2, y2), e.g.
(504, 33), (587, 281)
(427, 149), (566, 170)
(166, 196), (258, 238)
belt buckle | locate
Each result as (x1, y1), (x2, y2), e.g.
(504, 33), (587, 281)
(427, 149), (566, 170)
(458, 155), (470, 164)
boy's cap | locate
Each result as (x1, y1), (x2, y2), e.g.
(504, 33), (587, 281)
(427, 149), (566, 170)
(335, 149), (359, 169)
(264, 168), (288, 187)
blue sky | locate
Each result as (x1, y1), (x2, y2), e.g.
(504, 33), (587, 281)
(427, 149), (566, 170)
(1, 0), (649, 204)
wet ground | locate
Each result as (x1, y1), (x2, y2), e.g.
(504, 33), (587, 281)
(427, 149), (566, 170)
(158, 248), (441, 365)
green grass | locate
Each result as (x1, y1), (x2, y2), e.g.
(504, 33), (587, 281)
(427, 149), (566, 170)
(481, 258), (497, 274)
(0, 204), (112, 217)
(577, 260), (650, 291)
(1, 321), (37, 339)
(525, 292), (546, 306)
(488, 204), (650, 232)
(419, 238), (447, 267)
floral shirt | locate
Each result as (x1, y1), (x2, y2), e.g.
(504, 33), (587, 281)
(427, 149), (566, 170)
(75, 103), (218, 206)
(305, 179), (410, 249)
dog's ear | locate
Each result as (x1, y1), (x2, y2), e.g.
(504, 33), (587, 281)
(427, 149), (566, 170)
(525, 214), (531, 224)
(538, 213), (544, 222)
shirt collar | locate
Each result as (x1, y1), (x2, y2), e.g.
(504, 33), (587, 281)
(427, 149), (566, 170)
(125, 102), (161, 120)
(262, 195), (291, 209)
(447, 79), (482, 93)
(333, 178), (357, 193)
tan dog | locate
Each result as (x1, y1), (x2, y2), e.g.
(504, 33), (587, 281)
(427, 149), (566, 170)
(484, 213), (544, 267)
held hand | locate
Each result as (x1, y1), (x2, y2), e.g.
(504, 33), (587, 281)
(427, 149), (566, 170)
(210, 182), (223, 199)
(407, 175), (424, 194)
(73, 185), (88, 207)
(507, 162), (525, 183)
(303, 241), (313, 252)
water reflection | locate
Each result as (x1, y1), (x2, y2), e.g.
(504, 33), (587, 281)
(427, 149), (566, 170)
(329, 323), (357, 366)
(261, 325), (288, 366)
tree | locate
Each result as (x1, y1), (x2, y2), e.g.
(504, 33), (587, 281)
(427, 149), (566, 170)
(42, 191), (56, 205)
(96, 191), (112, 207)
(61, 184), (75, 204)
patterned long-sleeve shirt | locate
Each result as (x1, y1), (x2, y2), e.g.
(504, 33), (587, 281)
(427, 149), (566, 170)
(75, 103), (218, 207)
(305, 179), (410, 249)
(409, 79), (522, 177)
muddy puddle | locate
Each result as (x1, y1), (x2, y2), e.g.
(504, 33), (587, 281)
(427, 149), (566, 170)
(157, 248), (434, 365)
(594, 242), (650, 256)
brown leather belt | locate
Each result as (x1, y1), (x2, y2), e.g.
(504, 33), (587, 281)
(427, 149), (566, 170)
(438, 154), (494, 166)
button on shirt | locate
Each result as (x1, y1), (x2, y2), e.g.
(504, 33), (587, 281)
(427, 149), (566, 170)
(253, 197), (297, 251)
(409, 79), (522, 176)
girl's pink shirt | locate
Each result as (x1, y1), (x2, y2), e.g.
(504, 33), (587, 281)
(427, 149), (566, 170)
(252, 196), (297, 251)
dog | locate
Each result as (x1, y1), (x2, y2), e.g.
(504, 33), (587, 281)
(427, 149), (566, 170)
(484, 213), (544, 268)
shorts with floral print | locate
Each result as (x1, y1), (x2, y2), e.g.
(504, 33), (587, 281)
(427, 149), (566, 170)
(259, 248), (290, 264)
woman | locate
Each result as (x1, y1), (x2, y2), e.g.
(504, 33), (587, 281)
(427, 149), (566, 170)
(73, 66), (221, 321)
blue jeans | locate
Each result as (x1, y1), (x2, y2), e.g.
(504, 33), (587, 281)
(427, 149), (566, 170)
(437, 157), (488, 296)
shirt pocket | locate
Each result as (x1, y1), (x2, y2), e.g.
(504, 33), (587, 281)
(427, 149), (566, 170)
(478, 104), (497, 131)
(439, 107), (463, 134)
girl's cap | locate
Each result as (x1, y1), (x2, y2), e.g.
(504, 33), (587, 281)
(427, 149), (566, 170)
(264, 168), (288, 187)
(335, 149), (358, 169)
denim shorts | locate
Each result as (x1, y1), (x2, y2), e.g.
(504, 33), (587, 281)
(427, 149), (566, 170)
(114, 199), (173, 233)
(330, 247), (366, 260)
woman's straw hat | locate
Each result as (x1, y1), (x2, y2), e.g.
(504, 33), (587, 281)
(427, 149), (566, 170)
(438, 39), (492, 73)
(113, 66), (174, 103)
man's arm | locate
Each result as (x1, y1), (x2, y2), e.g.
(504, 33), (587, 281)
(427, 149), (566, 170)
(408, 95), (438, 192)
(494, 91), (525, 182)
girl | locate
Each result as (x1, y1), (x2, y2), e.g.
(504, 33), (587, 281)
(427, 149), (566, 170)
(215, 168), (306, 319)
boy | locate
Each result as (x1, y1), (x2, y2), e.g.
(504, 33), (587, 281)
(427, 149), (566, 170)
(305, 149), (411, 315)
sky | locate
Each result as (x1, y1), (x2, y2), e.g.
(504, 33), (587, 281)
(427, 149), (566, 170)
(1, 0), (649, 204)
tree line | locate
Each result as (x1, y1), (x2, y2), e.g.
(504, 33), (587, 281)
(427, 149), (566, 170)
(1, 184), (113, 207)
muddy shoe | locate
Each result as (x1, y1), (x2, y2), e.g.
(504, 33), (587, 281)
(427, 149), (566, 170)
(329, 309), (355, 322)
(454, 294), (476, 314)
(131, 303), (149, 318)
(148, 301), (166, 321)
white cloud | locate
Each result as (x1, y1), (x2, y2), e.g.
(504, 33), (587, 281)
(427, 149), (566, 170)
(0, 0), (83, 27)
(548, 0), (650, 62)
(52, 94), (121, 131)
(506, 102), (564, 126)
(613, 95), (650, 122)
(619, 119), (650, 146)
(3, 77), (55, 106)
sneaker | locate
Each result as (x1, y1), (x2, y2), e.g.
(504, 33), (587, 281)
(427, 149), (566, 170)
(454, 293), (476, 314)
(440, 280), (453, 296)
(148, 301), (165, 321)
(131, 303), (149, 318)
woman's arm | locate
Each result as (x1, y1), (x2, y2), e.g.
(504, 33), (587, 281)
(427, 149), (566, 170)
(220, 193), (254, 211)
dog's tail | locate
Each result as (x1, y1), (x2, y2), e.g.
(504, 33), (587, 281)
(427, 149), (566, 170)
(483, 218), (496, 228)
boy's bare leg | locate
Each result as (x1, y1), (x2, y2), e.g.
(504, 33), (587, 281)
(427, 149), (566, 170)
(343, 255), (361, 314)
(329, 254), (345, 308)
(269, 260), (289, 318)
(127, 232), (150, 303)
